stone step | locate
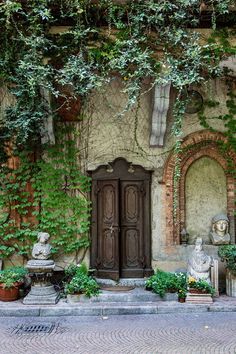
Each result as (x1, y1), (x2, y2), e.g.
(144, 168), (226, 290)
(95, 278), (146, 288)
(0, 296), (236, 317)
(67, 288), (178, 303)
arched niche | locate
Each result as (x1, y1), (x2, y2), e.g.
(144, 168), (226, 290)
(185, 156), (227, 244)
(163, 130), (236, 245)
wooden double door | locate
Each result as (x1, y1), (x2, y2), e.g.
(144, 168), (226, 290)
(90, 158), (153, 280)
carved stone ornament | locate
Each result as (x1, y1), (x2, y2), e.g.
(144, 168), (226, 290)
(209, 214), (231, 245)
(184, 90), (203, 114)
(24, 232), (59, 305)
(150, 83), (171, 147)
(187, 237), (212, 284)
(40, 88), (55, 145)
(32, 232), (52, 260)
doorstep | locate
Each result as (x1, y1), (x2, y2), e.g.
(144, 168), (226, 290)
(0, 295), (235, 317)
(66, 288), (177, 303)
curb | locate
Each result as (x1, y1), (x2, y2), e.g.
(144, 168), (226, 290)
(0, 301), (236, 317)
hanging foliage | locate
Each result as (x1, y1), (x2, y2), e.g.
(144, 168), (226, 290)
(0, 126), (91, 261)
(0, 0), (235, 153)
(0, 0), (235, 260)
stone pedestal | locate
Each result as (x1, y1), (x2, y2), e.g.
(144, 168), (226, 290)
(23, 284), (60, 304)
(186, 292), (213, 304)
(226, 270), (236, 297)
(23, 259), (60, 305)
(211, 259), (219, 297)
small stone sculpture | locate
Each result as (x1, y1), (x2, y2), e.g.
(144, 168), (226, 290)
(23, 231), (59, 305)
(187, 237), (212, 284)
(209, 214), (230, 245)
(32, 232), (52, 260)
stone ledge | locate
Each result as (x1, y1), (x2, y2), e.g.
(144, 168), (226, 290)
(0, 300), (235, 317)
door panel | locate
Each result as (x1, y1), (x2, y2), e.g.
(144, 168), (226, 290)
(120, 181), (144, 278)
(125, 229), (139, 266)
(97, 180), (119, 280)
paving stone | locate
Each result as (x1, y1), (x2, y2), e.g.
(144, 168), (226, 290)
(39, 307), (103, 317)
(1, 313), (236, 353)
(209, 305), (236, 312)
(0, 308), (40, 317)
(102, 305), (158, 316)
(157, 304), (209, 313)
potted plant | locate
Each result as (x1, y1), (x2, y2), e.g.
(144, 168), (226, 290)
(64, 263), (100, 301)
(0, 266), (28, 301)
(188, 276), (215, 296)
(178, 289), (187, 303)
(145, 269), (186, 299)
(218, 245), (236, 296)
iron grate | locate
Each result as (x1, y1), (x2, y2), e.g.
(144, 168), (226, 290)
(12, 323), (55, 335)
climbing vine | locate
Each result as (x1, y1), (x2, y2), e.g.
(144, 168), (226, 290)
(0, 0), (235, 259)
(0, 126), (90, 261)
(0, 0), (235, 152)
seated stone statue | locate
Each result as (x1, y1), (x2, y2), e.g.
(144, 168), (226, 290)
(187, 237), (212, 284)
(209, 214), (230, 245)
(32, 232), (52, 260)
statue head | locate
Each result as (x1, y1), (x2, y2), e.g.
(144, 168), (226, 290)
(194, 237), (203, 252)
(210, 214), (230, 245)
(211, 214), (229, 234)
(37, 232), (50, 244)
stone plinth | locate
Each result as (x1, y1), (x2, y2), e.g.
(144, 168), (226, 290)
(23, 284), (60, 304)
(26, 259), (55, 272)
(23, 259), (60, 305)
(186, 292), (213, 304)
(226, 270), (236, 297)
(211, 259), (219, 297)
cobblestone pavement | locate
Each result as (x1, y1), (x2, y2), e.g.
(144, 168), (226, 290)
(1, 313), (236, 354)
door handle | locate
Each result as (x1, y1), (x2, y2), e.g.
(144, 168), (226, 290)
(109, 224), (114, 234)
(109, 224), (120, 234)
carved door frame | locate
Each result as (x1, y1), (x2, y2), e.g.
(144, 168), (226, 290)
(89, 158), (153, 280)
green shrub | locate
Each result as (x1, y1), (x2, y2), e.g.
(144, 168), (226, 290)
(64, 263), (100, 298)
(0, 266), (28, 288)
(145, 269), (187, 298)
(188, 276), (215, 296)
(218, 245), (236, 275)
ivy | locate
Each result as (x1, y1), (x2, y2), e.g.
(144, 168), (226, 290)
(0, 0), (235, 259)
(0, 126), (91, 261)
(0, 0), (235, 152)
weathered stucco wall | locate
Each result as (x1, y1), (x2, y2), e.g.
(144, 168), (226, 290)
(0, 40), (234, 278)
(84, 75), (233, 274)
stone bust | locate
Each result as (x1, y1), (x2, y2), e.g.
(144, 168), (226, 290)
(187, 237), (212, 284)
(32, 232), (52, 260)
(209, 214), (230, 245)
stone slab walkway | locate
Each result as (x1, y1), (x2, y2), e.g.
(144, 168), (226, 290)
(1, 312), (236, 353)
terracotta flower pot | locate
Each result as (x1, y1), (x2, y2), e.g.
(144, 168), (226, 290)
(178, 297), (185, 303)
(0, 283), (21, 301)
(189, 288), (208, 294)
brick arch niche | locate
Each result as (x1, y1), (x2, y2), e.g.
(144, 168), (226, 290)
(163, 130), (236, 245)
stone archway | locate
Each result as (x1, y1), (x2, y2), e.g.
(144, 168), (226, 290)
(162, 130), (236, 245)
